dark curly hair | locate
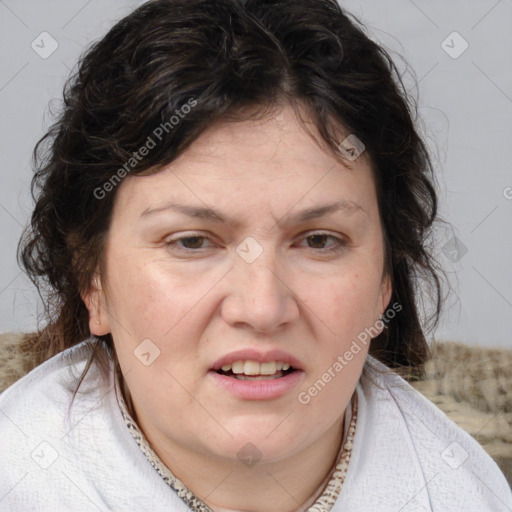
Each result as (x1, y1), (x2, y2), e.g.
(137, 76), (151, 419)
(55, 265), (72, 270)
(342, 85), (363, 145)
(17, 0), (446, 384)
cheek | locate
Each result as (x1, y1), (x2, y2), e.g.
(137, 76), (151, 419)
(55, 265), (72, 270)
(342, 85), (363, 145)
(105, 258), (222, 378)
(304, 352), (365, 428)
(297, 273), (374, 412)
(106, 256), (204, 331)
(305, 269), (382, 339)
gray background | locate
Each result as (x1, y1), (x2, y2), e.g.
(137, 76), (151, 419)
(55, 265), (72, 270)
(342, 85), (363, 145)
(0, 0), (511, 348)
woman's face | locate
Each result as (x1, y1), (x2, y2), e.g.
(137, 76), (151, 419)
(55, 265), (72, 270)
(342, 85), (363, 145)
(86, 105), (391, 466)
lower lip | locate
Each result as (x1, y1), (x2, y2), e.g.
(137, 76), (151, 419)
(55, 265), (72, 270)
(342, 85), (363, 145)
(208, 370), (305, 400)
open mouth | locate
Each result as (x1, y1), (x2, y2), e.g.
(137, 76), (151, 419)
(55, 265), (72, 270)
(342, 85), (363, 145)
(216, 366), (297, 381)
(209, 357), (304, 399)
(214, 360), (298, 381)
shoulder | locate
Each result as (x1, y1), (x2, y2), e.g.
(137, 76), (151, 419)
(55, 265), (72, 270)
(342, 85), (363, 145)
(0, 337), (188, 511)
(355, 355), (512, 511)
(0, 338), (103, 416)
(0, 339), (113, 509)
(0, 337), (100, 411)
(0, 337), (108, 451)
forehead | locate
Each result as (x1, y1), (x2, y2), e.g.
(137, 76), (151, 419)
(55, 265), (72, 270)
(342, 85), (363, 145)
(174, 106), (353, 171)
(114, 105), (377, 222)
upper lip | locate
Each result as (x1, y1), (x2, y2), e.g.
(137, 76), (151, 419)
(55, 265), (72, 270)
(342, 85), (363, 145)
(211, 348), (304, 372)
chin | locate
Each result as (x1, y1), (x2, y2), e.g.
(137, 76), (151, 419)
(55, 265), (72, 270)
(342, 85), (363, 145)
(225, 430), (306, 463)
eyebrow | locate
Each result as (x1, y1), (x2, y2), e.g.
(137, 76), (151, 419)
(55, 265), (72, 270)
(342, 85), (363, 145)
(140, 199), (366, 226)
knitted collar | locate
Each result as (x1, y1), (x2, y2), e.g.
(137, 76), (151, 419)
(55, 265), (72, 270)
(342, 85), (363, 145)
(114, 367), (358, 512)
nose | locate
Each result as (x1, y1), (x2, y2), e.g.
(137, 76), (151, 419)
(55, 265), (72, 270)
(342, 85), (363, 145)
(220, 243), (300, 333)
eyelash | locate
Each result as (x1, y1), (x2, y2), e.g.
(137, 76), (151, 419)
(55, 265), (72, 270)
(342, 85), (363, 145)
(164, 232), (348, 254)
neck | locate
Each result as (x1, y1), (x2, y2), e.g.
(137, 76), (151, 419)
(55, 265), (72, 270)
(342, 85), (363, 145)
(143, 413), (345, 512)
(118, 369), (348, 512)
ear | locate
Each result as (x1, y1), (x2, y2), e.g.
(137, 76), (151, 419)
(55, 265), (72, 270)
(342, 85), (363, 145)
(371, 273), (393, 338)
(81, 270), (111, 336)
(378, 272), (392, 317)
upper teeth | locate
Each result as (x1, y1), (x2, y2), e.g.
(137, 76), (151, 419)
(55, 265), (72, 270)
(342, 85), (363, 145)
(221, 360), (291, 375)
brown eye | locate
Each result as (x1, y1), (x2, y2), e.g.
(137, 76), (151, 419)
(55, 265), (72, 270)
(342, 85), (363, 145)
(165, 235), (213, 251)
(298, 232), (347, 252)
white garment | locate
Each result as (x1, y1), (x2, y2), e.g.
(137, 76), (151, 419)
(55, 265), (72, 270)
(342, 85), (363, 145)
(0, 339), (510, 512)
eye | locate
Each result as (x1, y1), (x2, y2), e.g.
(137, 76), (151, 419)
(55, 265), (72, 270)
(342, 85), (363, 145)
(165, 234), (214, 252)
(297, 232), (347, 252)
(164, 232), (347, 254)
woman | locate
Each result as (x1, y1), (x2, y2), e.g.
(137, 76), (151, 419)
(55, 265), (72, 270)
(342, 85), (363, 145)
(0, 0), (510, 510)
